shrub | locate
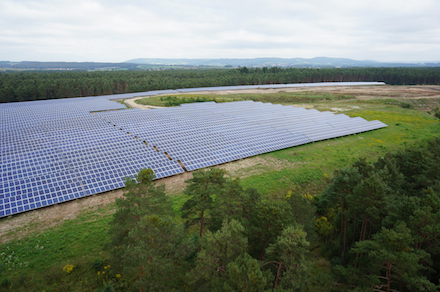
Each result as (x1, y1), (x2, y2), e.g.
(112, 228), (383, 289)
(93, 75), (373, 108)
(1, 276), (11, 287)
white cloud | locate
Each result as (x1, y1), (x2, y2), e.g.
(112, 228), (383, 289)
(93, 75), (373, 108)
(0, 0), (439, 62)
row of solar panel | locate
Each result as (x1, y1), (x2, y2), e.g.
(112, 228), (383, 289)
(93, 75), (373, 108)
(96, 110), (328, 130)
(0, 158), (64, 173)
(1, 90), (387, 218)
(96, 104), (386, 175)
(0, 158), (184, 217)
(1, 96), (179, 216)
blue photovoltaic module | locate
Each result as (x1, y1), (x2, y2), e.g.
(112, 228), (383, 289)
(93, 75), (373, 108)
(0, 82), (387, 218)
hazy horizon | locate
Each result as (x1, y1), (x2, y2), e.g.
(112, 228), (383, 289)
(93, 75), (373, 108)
(1, 0), (439, 63)
(2, 56), (439, 64)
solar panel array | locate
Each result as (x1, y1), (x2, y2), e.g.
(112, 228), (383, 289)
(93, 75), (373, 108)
(0, 92), (387, 218)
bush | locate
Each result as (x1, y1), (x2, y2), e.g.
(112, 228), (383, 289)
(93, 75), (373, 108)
(400, 102), (414, 109)
(161, 95), (216, 106)
(95, 282), (115, 292)
(1, 276), (11, 288)
(92, 258), (105, 271)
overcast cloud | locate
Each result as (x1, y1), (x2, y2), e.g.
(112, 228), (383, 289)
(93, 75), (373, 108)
(1, 0), (439, 62)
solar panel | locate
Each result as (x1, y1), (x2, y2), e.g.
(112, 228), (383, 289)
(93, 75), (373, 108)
(0, 84), (387, 218)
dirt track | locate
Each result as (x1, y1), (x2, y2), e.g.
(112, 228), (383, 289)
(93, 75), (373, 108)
(2, 84), (440, 242)
(123, 97), (163, 109)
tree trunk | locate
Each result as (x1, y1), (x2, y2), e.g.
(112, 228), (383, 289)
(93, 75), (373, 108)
(198, 209), (204, 252)
(362, 214), (368, 241)
(359, 214), (367, 243)
(355, 214), (368, 268)
(339, 210), (344, 258)
(274, 260), (283, 289)
(343, 203), (348, 265)
(140, 265), (144, 292)
(352, 216), (358, 246)
(368, 220), (373, 240)
(387, 261), (391, 292)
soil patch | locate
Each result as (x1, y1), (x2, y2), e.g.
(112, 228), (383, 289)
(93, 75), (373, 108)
(0, 190), (124, 243)
(214, 155), (302, 179)
(167, 85), (440, 100)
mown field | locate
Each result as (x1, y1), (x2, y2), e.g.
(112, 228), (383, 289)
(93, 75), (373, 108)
(1, 88), (439, 291)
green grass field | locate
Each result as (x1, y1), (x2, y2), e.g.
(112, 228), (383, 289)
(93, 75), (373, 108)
(0, 206), (116, 291)
(135, 91), (354, 107)
(1, 90), (439, 291)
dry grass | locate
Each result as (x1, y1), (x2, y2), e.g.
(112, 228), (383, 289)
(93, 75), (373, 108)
(214, 155), (303, 179)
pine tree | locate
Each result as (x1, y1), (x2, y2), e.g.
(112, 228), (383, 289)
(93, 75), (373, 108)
(352, 222), (436, 292)
(264, 224), (311, 291)
(189, 219), (249, 291)
(106, 169), (185, 291)
(181, 168), (226, 251)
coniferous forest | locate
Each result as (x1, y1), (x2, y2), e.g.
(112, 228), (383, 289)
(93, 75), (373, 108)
(102, 138), (440, 291)
(1, 67), (440, 103)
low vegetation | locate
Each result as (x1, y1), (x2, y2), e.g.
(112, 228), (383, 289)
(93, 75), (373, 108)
(135, 92), (355, 107)
(1, 90), (440, 291)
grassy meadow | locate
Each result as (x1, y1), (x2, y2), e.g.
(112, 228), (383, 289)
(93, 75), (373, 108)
(1, 89), (440, 291)
(134, 91), (355, 107)
(0, 206), (116, 291)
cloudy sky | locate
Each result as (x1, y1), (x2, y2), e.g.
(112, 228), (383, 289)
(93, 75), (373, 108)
(1, 0), (439, 63)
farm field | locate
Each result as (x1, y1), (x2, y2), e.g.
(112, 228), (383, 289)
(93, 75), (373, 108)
(1, 85), (440, 291)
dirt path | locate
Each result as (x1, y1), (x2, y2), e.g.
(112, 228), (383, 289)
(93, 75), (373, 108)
(123, 96), (164, 109)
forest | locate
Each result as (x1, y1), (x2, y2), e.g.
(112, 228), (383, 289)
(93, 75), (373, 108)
(95, 137), (440, 291)
(1, 67), (440, 103)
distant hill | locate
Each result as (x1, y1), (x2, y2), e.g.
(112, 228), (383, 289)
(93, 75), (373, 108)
(125, 57), (440, 68)
(0, 61), (219, 71)
(1, 58), (439, 71)
(0, 61), (140, 71)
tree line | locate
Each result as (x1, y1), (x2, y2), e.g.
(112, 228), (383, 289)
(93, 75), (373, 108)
(103, 137), (440, 291)
(1, 67), (440, 103)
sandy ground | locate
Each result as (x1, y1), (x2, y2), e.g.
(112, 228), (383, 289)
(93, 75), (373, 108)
(2, 84), (440, 242)
(214, 155), (302, 179)
(204, 84), (440, 100)
(0, 190), (125, 243)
